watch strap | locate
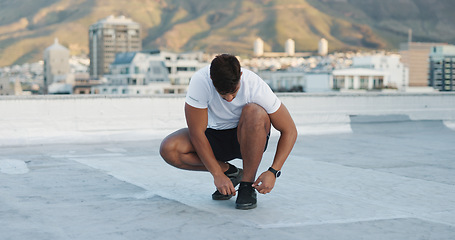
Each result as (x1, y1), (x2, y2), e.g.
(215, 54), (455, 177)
(268, 167), (281, 178)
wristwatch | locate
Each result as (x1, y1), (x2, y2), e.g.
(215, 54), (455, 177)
(268, 167), (281, 178)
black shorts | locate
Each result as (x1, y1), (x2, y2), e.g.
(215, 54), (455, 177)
(205, 128), (270, 162)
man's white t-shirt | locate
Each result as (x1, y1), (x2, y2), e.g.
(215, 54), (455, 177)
(185, 66), (281, 130)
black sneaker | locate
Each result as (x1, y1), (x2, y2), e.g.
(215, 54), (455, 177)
(235, 182), (257, 210)
(212, 167), (243, 200)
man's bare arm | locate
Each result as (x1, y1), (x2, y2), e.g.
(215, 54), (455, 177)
(253, 103), (297, 194)
(269, 103), (297, 171)
(185, 103), (236, 196)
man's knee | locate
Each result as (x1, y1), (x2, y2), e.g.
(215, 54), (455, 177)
(159, 129), (191, 168)
(240, 104), (270, 131)
(159, 137), (174, 162)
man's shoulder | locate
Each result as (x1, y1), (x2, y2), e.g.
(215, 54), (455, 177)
(241, 68), (267, 88)
(241, 67), (256, 76)
(186, 65), (212, 108)
(194, 65), (210, 77)
(190, 65), (211, 85)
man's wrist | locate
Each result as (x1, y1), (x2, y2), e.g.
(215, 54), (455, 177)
(212, 171), (226, 178)
(268, 167), (281, 178)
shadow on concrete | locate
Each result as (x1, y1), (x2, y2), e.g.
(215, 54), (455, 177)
(350, 114), (452, 135)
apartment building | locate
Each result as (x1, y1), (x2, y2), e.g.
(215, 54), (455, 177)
(429, 45), (455, 91)
(400, 42), (446, 87)
(89, 15), (141, 78)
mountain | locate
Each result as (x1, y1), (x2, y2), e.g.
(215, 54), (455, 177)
(0, 0), (454, 67)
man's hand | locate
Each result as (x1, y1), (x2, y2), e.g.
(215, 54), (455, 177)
(214, 174), (236, 196)
(252, 171), (276, 194)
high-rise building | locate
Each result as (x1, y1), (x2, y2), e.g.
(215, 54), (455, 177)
(43, 38), (70, 93)
(429, 45), (455, 91)
(89, 15), (141, 78)
(399, 42), (446, 87)
(318, 38), (328, 56)
(285, 38), (295, 56)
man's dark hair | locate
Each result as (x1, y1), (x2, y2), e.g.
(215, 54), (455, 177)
(210, 54), (241, 94)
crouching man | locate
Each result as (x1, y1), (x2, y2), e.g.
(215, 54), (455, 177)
(160, 54), (297, 209)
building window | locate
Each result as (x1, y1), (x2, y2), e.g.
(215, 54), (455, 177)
(359, 76), (368, 89)
(373, 77), (384, 89)
(333, 76), (344, 89)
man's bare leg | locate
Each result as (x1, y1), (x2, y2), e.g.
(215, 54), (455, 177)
(237, 103), (271, 182)
(159, 128), (229, 172)
(235, 103), (270, 209)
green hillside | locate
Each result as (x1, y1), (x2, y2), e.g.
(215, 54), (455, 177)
(0, 0), (454, 67)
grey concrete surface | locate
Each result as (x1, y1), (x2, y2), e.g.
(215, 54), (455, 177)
(1, 116), (455, 239)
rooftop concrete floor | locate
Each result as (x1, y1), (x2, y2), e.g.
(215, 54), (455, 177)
(1, 116), (455, 239)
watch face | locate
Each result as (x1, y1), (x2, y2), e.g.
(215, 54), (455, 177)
(268, 167), (281, 178)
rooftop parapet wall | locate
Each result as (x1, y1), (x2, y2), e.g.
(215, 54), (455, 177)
(1, 93), (454, 146)
(282, 92), (455, 127)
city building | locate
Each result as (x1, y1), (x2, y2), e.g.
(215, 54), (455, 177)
(353, 54), (408, 90)
(92, 50), (208, 95)
(258, 70), (331, 93)
(43, 38), (72, 94)
(92, 52), (170, 95)
(332, 68), (387, 91)
(155, 50), (208, 85)
(305, 72), (332, 92)
(429, 45), (455, 91)
(259, 70), (305, 92)
(400, 42), (447, 87)
(0, 76), (14, 95)
(318, 38), (328, 56)
(73, 73), (100, 94)
(89, 15), (141, 78)
(331, 54), (409, 91)
(0, 62), (43, 95)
